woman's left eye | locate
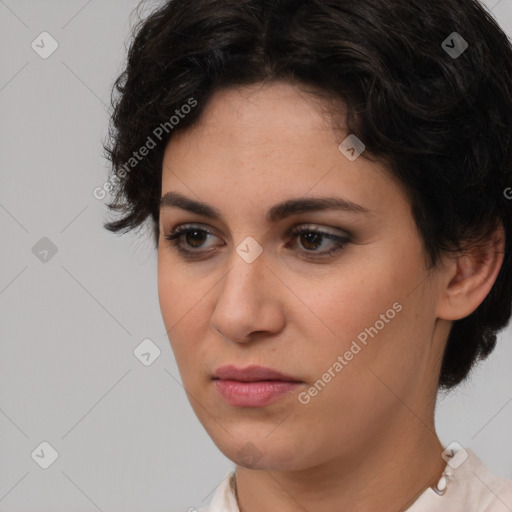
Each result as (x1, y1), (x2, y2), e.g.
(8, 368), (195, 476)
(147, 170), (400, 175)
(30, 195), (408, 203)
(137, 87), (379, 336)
(164, 224), (350, 259)
(286, 226), (350, 257)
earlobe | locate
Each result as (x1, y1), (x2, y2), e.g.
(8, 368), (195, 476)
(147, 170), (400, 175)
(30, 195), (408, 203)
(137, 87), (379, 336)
(436, 223), (505, 321)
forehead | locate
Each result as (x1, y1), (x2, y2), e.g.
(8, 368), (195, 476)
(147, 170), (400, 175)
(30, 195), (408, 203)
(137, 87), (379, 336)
(160, 82), (408, 223)
(179, 81), (342, 147)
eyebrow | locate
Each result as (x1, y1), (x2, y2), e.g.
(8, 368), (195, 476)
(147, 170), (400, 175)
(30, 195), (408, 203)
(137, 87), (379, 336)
(160, 191), (374, 223)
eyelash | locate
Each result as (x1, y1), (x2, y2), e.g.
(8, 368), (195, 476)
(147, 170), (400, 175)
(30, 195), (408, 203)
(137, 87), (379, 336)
(164, 224), (350, 260)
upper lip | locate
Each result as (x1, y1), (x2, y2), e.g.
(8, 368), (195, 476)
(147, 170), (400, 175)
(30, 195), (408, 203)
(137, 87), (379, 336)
(213, 365), (302, 382)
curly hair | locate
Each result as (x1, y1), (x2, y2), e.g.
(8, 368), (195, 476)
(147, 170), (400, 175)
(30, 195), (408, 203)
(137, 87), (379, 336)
(103, 0), (512, 390)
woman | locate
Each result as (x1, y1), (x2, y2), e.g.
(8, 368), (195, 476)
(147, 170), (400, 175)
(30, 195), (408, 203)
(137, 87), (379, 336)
(103, 0), (512, 510)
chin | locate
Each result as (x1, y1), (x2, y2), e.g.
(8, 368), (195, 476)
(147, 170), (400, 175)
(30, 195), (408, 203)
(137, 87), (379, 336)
(209, 428), (309, 471)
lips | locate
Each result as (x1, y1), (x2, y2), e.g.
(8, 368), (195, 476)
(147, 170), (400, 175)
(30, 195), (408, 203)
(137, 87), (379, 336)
(212, 364), (302, 383)
(212, 365), (304, 407)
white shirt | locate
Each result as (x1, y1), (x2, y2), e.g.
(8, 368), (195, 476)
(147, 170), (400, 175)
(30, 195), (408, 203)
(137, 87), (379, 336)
(198, 449), (512, 512)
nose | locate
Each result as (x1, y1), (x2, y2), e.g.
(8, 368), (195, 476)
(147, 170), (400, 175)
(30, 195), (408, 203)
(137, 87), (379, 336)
(210, 248), (286, 344)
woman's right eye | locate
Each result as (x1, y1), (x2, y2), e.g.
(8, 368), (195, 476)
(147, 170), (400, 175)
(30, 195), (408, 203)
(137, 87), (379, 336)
(164, 225), (222, 258)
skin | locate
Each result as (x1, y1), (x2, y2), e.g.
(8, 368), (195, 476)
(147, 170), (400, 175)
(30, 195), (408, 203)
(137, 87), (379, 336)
(157, 81), (504, 512)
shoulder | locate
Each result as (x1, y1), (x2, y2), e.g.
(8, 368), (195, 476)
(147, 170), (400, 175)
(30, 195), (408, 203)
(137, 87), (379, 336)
(449, 448), (512, 512)
(407, 448), (512, 512)
(477, 463), (512, 512)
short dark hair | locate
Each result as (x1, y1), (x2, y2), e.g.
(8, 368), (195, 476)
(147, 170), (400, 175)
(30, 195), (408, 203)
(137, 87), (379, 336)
(103, 0), (512, 390)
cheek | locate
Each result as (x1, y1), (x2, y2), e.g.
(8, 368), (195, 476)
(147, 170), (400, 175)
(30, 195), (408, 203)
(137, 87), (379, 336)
(157, 250), (204, 326)
(157, 259), (213, 375)
(157, 262), (181, 331)
(293, 258), (425, 390)
(158, 261), (193, 348)
(310, 290), (432, 411)
(299, 269), (399, 347)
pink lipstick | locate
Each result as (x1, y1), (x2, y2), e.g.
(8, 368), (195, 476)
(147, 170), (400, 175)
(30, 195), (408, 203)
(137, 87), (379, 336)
(212, 365), (303, 407)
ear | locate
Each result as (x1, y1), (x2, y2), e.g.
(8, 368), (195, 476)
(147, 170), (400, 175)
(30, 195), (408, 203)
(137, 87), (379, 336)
(436, 223), (505, 321)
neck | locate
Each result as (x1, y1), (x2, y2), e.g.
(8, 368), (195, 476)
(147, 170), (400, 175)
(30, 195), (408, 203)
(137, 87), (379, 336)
(234, 415), (446, 512)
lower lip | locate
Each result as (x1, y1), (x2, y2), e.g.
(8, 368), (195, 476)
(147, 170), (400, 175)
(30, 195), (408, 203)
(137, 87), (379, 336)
(214, 379), (302, 407)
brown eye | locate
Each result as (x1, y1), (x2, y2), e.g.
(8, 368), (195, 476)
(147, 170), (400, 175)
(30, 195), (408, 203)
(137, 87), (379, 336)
(287, 225), (351, 258)
(299, 232), (323, 251)
(164, 225), (222, 258)
(185, 229), (209, 248)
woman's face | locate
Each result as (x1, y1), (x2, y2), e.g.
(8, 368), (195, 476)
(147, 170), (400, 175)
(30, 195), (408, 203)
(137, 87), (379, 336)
(157, 81), (451, 470)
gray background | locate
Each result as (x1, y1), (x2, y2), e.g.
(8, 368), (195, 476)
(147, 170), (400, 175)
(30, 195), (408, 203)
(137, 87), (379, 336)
(0, 0), (511, 511)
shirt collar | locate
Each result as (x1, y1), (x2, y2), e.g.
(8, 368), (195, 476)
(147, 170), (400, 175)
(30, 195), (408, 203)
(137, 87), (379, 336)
(203, 448), (510, 512)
